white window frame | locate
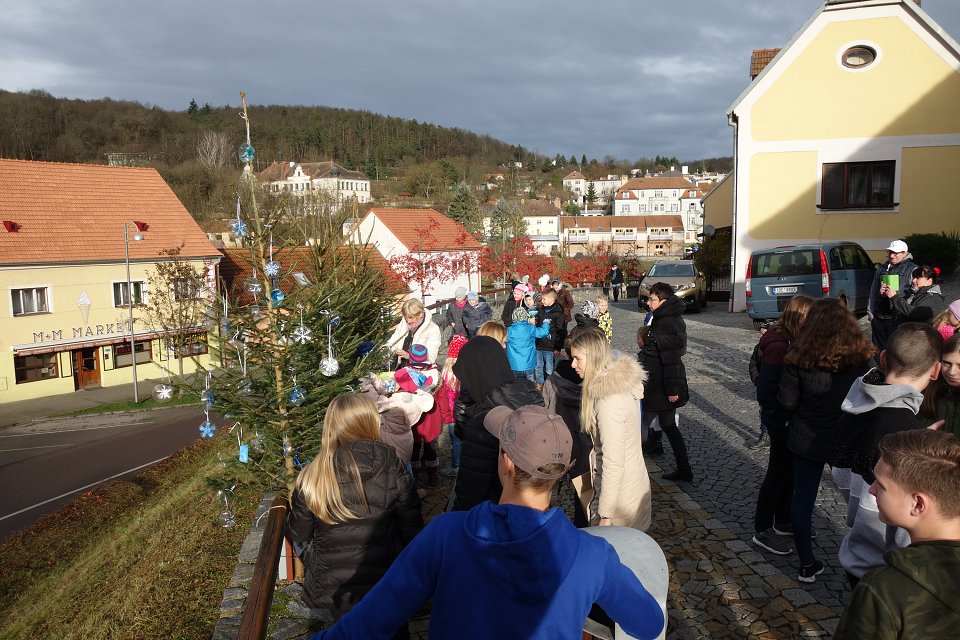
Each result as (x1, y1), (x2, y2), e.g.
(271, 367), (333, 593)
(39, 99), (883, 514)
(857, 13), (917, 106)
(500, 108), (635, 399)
(11, 286), (51, 316)
(113, 280), (147, 307)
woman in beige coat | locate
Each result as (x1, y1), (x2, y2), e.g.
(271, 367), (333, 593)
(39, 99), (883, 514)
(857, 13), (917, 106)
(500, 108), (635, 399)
(571, 330), (652, 531)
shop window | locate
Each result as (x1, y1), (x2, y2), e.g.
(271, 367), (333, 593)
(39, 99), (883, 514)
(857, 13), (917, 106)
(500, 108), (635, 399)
(12, 287), (50, 316)
(113, 281), (146, 307)
(821, 160), (895, 209)
(115, 339), (152, 368)
(171, 333), (209, 358)
(15, 353), (58, 383)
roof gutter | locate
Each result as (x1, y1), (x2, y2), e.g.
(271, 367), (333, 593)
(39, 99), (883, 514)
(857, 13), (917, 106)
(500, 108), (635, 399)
(727, 111), (739, 314)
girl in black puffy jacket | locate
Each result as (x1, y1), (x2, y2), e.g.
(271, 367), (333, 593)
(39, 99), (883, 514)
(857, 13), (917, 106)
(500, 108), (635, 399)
(287, 393), (422, 634)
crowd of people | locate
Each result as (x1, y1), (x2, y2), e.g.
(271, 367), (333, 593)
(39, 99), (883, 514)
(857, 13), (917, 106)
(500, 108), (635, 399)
(286, 240), (960, 638)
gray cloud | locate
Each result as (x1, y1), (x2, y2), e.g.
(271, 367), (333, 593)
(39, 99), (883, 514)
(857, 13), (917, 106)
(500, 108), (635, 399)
(1, 0), (959, 161)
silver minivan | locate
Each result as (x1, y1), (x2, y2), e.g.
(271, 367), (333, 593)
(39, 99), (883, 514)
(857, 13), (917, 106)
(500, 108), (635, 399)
(745, 242), (876, 326)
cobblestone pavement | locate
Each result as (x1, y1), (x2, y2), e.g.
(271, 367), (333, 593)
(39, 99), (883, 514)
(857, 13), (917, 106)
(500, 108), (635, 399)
(219, 279), (960, 639)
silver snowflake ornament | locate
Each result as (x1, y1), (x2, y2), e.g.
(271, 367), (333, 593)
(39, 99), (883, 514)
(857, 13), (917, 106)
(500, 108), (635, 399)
(291, 325), (313, 344)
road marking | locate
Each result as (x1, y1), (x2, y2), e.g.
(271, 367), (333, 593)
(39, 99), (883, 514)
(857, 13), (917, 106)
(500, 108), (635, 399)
(0, 443), (71, 452)
(0, 456), (170, 522)
(0, 422), (146, 438)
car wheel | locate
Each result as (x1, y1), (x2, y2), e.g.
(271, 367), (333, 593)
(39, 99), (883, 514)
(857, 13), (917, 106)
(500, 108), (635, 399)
(688, 298), (701, 314)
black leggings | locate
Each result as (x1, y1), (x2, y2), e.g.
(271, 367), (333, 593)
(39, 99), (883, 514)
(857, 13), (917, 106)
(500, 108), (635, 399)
(411, 438), (438, 468)
(643, 408), (690, 471)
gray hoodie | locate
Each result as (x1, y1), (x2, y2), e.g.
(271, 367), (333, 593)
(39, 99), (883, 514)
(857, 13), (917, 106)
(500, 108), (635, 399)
(834, 368), (923, 579)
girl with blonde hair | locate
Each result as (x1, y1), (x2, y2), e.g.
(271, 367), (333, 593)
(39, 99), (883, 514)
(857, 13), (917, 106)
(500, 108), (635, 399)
(571, 329), (651, 531)
(287, 393), (422, 629)
(476, 320), (507, 347)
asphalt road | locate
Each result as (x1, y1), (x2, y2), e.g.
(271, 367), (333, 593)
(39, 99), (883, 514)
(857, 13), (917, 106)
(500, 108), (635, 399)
(0, 406), (203, 541)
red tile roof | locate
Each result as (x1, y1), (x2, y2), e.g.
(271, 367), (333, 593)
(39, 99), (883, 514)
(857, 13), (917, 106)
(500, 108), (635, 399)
(0, 159), (219, 266)
(220, 244), (398, 304)
(364, 208), (483, 251)
(750, 48), (781, 78)
(257, 160), (368, 182)
(560, 215), (684, 232)
(564, 171), (586, 180)
(620, 177), (695, 192)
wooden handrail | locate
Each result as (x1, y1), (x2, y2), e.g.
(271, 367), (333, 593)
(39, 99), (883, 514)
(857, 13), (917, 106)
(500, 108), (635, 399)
(237, 495), (290, 640)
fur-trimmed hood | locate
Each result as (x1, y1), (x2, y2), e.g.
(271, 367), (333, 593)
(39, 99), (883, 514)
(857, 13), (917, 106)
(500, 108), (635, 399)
(585, 354), (647, 402)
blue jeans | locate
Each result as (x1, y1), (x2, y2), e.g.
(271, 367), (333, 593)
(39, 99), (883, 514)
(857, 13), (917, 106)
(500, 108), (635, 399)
(535, 350), (555, 385)
(514, 369), (536, 382)
(446, 423), (461, 469)
(791, 453), (825, 565)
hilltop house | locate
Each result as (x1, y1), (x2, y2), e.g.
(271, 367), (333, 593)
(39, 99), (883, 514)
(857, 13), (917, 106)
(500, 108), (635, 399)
(0, 159), (221, 402)
(348, 208), (483, 306)
(563, 172), (627, 207)
(725, 0), (960, 312)
(258, 161), (371, 212)
(613, 177), (704, 244)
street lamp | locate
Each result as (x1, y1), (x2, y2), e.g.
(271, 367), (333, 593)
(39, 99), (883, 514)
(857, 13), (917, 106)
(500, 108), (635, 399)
(124, 221), (145, 403)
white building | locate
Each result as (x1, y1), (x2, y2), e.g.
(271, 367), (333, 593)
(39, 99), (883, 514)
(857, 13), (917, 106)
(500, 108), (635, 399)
(258, 161), (371, 211)
(348, 208), (483, 307)
(560, 215), (686, 257)
(613, 177), (705, 244)
(563, 172), (627, 207)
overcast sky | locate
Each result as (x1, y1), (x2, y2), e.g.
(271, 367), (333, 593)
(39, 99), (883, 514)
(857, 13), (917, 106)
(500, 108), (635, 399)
(2, 1), (959, 162)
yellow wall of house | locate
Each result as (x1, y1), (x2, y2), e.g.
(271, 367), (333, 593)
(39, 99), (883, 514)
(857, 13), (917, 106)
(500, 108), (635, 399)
(747, 146), (957, 242)
(747, 152), (818, 238)
(0, 261), (216, 403)
(702, 174), (734, 230)
(753, 17), (960, 141)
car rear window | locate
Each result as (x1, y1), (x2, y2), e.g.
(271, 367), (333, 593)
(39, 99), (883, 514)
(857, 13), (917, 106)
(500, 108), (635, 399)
(648, 263), (695, 277)
(751, 250), (820, 277)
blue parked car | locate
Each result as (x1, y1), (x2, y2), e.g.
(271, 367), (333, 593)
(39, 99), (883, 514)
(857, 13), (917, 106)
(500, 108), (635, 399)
(745, 242), (876, 327)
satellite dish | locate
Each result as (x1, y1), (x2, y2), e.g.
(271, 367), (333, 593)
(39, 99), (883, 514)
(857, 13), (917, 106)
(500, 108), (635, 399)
(703, 224), (715, 237)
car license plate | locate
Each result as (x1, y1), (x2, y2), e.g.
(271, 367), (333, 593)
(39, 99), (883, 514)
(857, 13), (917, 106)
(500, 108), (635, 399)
(773, 286), (798, 295)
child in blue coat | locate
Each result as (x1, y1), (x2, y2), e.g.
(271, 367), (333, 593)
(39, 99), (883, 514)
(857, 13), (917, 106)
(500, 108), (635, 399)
(506, 306), (551, 382)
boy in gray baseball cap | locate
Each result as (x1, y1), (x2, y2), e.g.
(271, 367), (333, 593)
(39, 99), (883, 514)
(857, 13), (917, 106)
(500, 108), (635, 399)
(309, 405), (664, 640)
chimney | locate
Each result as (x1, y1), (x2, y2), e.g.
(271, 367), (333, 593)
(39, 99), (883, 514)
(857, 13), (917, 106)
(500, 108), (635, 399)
(682, 165), (689, 175)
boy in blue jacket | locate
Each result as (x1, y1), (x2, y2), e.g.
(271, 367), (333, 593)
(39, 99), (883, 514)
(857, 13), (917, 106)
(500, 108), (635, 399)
(506, 305), (551, 382)
(309, 405), (665, 640)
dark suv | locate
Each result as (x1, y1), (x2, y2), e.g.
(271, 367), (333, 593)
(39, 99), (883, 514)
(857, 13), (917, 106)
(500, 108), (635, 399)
(746, 242), (876, 326)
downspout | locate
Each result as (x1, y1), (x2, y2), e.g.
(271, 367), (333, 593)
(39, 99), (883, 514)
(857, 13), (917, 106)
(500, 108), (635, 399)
(727, 110), (739, 313)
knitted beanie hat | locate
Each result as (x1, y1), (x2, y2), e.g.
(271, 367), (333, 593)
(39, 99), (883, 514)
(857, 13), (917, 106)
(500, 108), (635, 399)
(409, 343), (430, 364)
(512, 306), (531, 323)
(580, 300), (599, 319)
(447, 334), (468, 360)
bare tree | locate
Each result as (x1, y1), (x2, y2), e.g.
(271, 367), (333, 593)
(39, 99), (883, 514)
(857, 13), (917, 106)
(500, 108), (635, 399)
(196, 130), (231, 169)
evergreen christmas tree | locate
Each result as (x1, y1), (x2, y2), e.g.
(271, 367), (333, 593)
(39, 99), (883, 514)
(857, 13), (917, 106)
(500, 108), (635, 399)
(203, 93), (403, 495)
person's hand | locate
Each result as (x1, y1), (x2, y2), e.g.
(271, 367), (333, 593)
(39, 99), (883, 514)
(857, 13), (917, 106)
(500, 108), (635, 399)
(668, 394), (679, 403)
(880, 284), (895, 299)
(395, 349), (409, 359)
(927, 420), (946, 431)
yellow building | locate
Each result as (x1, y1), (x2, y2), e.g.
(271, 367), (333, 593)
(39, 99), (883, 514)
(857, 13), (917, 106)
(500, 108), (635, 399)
(726, 0), (960, 311)
(0, 159), (221, 402)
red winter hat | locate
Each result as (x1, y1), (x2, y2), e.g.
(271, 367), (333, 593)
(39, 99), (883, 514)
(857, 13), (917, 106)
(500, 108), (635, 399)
(448, 334), (468, 359)
(394, 367), (434, 393)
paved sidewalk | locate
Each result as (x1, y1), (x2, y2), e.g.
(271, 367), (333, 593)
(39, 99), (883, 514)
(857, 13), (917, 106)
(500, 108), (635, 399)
(0, 381), (148, 429)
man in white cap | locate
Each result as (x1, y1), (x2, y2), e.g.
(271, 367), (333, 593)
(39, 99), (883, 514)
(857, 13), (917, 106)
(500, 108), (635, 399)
(307, 406), (664, 640)
(868, 240), (917, 351)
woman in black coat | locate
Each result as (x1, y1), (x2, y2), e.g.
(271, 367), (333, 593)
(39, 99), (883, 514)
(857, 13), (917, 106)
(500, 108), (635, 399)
(639, 283), (692, 481)
(287, 394), (422, 635)
(450, 336), (544, 511)
(882, 264), (944, 326)
(777, 298), (874, 583)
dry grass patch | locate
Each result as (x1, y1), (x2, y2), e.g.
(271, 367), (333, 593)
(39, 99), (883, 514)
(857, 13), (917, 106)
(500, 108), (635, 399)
(0, 437), (259, 640)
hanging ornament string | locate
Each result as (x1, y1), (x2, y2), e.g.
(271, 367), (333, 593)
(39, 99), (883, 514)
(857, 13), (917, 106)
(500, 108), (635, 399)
(292, 305), (313, 344)
(230, 196), (247, 237)
(199, 372), (216, 438)
(320, 315), (340, 377)
(264, 229), (280, 278)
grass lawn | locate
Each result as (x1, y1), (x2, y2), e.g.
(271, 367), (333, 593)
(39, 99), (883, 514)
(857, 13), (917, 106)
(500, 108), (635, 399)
(0, 435), (259, 640)
(52, 392), (198, 417)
